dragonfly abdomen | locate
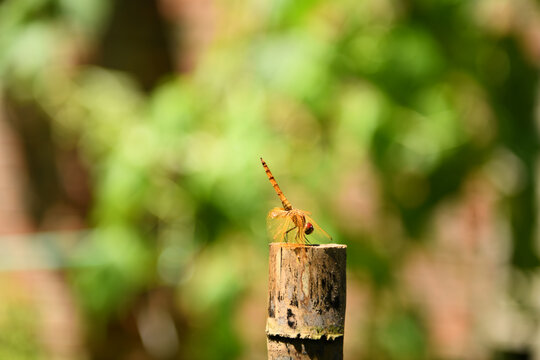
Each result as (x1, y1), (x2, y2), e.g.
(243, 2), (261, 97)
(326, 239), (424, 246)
(261, 158), (293, 211)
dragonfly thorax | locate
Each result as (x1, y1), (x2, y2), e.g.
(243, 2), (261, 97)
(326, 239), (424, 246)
(288, 209), (307, 232)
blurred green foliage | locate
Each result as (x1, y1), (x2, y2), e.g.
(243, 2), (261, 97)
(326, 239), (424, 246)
(0, 303), (44, 360)
(1, 0), (539, 359)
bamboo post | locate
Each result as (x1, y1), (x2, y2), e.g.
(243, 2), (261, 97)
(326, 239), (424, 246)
(267, 243), (347, 360)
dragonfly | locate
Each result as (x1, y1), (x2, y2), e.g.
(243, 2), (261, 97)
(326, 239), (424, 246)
(261, 158), (332, 244)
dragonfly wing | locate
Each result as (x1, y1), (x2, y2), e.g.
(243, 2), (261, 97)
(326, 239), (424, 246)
(266, 208), (295, 242)
(304, 214), (333, 244)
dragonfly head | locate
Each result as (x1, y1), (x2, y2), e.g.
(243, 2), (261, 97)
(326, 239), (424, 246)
(304, 222), (314, 235)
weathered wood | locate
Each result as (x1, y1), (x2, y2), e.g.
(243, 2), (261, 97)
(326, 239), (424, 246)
(267, 243), (347, 360)
(267, 336), (344, 360)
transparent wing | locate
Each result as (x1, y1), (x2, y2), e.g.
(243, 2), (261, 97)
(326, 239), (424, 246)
(266, 207), (298, 243)
(304, 214), (333, 244)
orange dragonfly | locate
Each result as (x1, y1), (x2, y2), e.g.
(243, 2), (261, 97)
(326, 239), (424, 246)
(261, 158), (332, 244)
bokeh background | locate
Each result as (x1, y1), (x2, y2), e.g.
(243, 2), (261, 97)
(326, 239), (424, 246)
(1, 0), (540, 359)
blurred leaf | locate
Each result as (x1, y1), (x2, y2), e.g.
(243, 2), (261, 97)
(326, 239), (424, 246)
(376, 311), (427, 360)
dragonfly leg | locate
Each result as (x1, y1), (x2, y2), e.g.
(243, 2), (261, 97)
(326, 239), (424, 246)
(285, 226), (297, 242)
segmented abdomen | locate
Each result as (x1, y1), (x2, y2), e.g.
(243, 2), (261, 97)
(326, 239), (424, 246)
(261, 158), (292, 211)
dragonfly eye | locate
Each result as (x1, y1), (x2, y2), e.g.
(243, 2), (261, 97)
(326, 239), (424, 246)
(304, 222), (314, 235)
